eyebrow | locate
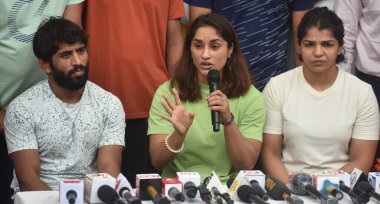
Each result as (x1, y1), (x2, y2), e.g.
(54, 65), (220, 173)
(192, 38), (223, 43)
(303, 39), (336, 43)
(58, 46), (86, 56)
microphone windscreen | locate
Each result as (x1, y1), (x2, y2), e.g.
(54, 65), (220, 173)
(207, 69), (220, 85)
(98, 185), (118, 204)
(237, 185), (253, 203)
(265, 175), (291, 200)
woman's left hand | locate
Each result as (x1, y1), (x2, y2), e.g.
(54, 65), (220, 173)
(207, 90), (231, 122)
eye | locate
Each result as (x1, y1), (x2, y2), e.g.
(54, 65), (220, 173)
(60, 52), (71, 59)
(304, 43), (313, 48)
(211, 44), (220, 49)
(77, 47), (87, 54)
(193, 43), (202, 49)
(324, 43), (334, 48)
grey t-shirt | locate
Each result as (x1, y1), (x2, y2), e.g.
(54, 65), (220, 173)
(5, 80), (125, 191)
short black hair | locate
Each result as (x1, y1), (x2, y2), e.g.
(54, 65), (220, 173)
(33, 17), (88, 62)
(297, 7), (345, 63)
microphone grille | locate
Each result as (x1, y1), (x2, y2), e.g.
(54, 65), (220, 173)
(207, 69), (220, 84)
(98, 185), (118, 203)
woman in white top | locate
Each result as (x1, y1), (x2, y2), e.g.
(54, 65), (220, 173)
(261, 7), (379, 185)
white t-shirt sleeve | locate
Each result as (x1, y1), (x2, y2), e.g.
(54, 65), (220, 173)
(262, 78), (283, 135)
(352, 85), (380, 140)
(5, 100), (38, 153)
(99, 96), (126, 147)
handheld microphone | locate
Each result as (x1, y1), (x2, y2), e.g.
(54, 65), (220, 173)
(356, 181), (380, 202)
(98, 185), (126, 204)
(289, 173), (337, 204)
(237, 185), (268, 204)
(350, 168), (368, 189)
(368, 172), (380, 194)
(119, 187), (142, 204)
(339, 180), (369, 204)
(250, 180), (269, 201)
(84, 173), (116, 203)
(323, 181), (343, 200)
(265, 175), (304, 204)
(207, 69), (220, 132)
(198, 185), (212, 204)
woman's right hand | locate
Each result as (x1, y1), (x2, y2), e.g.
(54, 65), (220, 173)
(160, 88), (195, 137)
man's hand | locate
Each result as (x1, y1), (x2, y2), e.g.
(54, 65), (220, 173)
(0, 108), (5, 135)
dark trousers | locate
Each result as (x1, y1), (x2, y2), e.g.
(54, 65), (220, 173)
(121, 118), (159, 187)
(0, 134), (14, 204)
(356, 69), (380, 165)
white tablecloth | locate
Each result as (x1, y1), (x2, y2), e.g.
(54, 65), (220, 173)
(14, 191), (379, 204)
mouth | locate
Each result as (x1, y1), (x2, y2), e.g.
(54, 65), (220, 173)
(69, 66), (85, 77)
(200, 62), (213, 70)
(312, 60), (325, 66)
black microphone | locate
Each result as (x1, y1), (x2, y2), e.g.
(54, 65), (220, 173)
(237, 185), (268, 204)
(66, 190), (77, 204)
(207, 69), (220, 132)
(265, 175), (303, 204)
(250, 179), (269, 201)
(168, 187), (185, 202)
(211, 187), (224, 204)
(339, 181), (369, 204)
(356, 180), (380, 202)
(98, 185), (127, 204)
(289, 173), (337, 204)
(119, 187), (142, 204)
(198, 185), (212, 204)
(183, 181), (198, 199)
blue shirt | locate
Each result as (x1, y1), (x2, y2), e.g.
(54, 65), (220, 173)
(185, 0), (313, 90)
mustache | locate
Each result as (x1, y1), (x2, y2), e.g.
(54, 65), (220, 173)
(68, 65), (87, 76)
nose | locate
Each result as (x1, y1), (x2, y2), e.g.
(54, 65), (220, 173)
(201, 46), (211, 59)
(71, 51), (82, 65)
(314, 45), (323, 57)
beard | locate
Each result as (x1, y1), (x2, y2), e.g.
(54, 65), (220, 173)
(50, 63), (89, 90)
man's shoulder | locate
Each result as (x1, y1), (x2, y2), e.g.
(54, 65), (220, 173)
(85, 81), (123, 108)
(8, 80), (49, 108)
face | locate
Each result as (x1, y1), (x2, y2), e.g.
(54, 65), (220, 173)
(190, 26), (233, 84)
(300, 27), (342, 75)
(49, 42), (89, 90)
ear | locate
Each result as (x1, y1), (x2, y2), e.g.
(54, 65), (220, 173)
(228, 44), (234, 58)
(38, 59), (52, 75)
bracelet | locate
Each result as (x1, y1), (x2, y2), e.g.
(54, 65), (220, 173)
(164, 134), (184, 154)
(222, 113), (234, 126)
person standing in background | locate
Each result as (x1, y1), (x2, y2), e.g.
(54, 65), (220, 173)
(334, 0), (380, 171)
(84, 0), (185, 186)
(185, 0), (313, 91)
(0, 1), (83, 203)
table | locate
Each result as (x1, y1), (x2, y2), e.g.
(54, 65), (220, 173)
(14, 191), (378, 204)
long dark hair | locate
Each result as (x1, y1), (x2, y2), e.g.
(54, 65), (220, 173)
(171, 13), (252, 102)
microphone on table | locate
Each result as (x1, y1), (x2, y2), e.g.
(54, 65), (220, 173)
(339, 181), (369, 204)
(176, 172), (201, 199)
(60, 180), (84, 204)
(98, 185), (127, 204)
(289, 173), (337, 204)
(312, 174), (343, 200)
(207, 69), (221, 132)
(198, 184), (212, 204)
(119, 187), (142, 204)
(211, 187), (224, 204)
(250, 179), (269, 201)
(265, 175), (303, 204)
(237, 185), (268, 204)
(136, 174), (170, 204)
(162, 177), (185, 202)
(356, 180), (380, 202)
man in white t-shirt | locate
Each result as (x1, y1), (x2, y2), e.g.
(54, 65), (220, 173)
(0, 1), (83, 202)
(4, 17), (125, 193)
